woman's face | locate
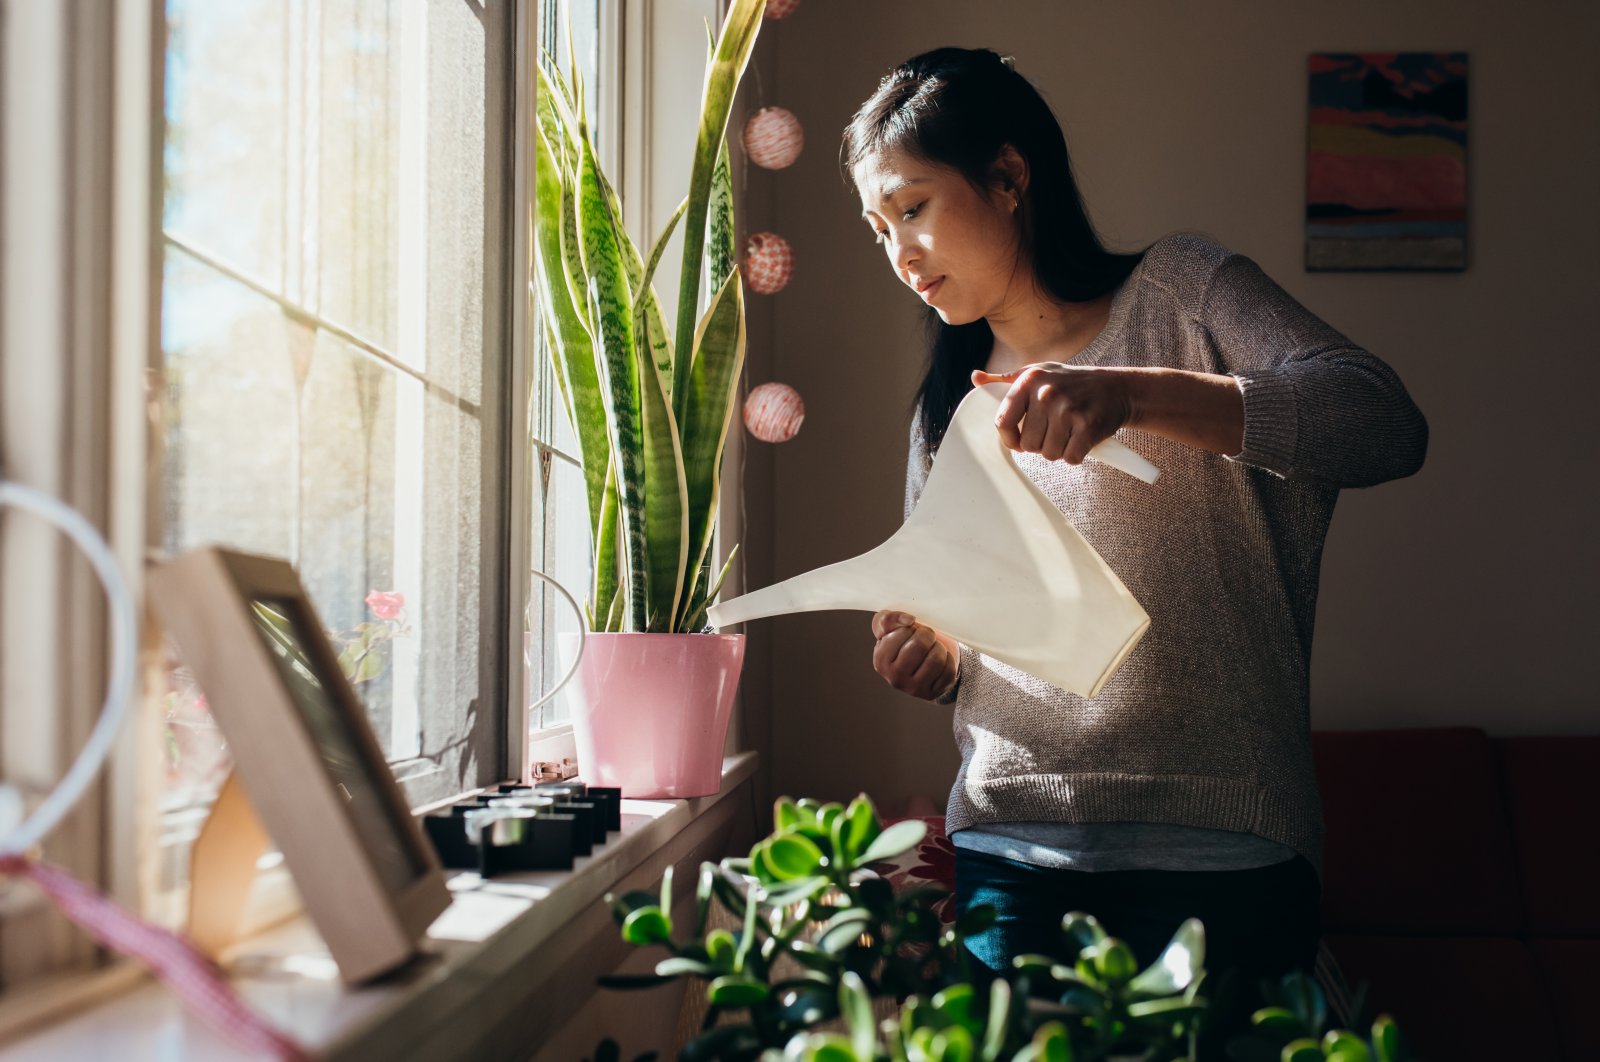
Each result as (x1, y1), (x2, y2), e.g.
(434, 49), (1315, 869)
(852, 145), (1022, 326)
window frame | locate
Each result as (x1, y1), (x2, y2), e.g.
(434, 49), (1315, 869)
(0, 0), (161, 1014)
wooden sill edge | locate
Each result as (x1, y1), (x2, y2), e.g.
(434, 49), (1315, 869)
(0, 751), (759, 1058)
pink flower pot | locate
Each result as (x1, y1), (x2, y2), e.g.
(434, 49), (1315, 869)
(558, 632), (745, 799)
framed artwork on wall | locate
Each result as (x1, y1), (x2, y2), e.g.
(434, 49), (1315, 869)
(1307, 52), (1469, 271)
(148, 547), (451, 982)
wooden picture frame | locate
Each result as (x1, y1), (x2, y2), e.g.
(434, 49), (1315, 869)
(148, 546), (451, 982)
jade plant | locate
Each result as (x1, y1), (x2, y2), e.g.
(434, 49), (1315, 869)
(1223, 970), (1413, 1062)
(533, 0), (765, 633)
(597, 796), (1225, 1061)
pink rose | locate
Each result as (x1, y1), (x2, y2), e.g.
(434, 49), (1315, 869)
(365, 590), (405, 620)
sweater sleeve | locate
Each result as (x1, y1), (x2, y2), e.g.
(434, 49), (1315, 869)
(1200, 253), (1429, 487)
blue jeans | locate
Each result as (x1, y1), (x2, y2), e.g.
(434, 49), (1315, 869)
(954, 848), (1321, 1051)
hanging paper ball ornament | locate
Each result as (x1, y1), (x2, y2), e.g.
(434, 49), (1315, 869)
(744, 382), (805, 443)
(744, 232), (793, 295)
(764, 0), (802, 19)
(743, 106), (804, 170)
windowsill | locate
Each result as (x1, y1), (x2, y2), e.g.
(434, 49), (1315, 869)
(0, 751), (759, 1061)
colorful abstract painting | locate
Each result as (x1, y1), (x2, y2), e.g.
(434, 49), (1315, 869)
(1307, 52), (1468, 271)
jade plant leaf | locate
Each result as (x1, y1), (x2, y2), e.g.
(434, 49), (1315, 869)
(1127, 917), (1204, 996)
(980, 977), (1012, 1062)
(859, 819), (926, 864)
(931, 983), (979, 1034)
(621, 905), (672, 946)
(1371, 1016), (1401, 1062)
(707, 974), (769, 1008)
(1251, 1007), (1306, 1039)
(762, 833), (826, 880)
(839, 972), (876, 1060)
(1281, 1040), (1324, 1062)
(1322, 1030), (1372, 1062)
(656, 956), (718, 978)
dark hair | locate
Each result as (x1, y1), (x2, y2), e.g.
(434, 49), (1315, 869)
(841, 47), (1145, 454)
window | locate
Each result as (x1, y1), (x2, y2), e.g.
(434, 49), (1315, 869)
(0, 0), (723, 1017)
(526, 0), (609, 736)
(155, 0), (520, 895)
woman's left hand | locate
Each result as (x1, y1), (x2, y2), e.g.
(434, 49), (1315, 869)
(971, 364), (1137, 463)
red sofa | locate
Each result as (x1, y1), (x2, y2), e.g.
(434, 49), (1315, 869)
(874, 727), (1596, 1059)
(1314, 727), (1599, 1061)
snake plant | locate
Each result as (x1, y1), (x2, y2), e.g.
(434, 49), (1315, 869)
(533, 0), (764, 633)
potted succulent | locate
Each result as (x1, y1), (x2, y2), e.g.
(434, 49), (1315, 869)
(532, 0), (765, 797)
(593, 795), (1416, 1062)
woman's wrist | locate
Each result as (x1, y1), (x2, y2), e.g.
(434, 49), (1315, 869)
(933, 632), (961, 702)
(1122, 367), (1244, 456)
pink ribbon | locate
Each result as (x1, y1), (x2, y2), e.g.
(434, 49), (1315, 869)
(0, 856), (309, 1061)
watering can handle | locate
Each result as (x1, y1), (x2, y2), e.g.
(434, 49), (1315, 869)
(1086, 438), (1160, 485)
(527, 569), (587, 714)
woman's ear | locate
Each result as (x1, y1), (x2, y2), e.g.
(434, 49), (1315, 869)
(989, 144), (1030, 205)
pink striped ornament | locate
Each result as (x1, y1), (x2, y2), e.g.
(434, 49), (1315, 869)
(742, 106), (804, 170)
(744, 232), (793, 295)
(743, 382), (805, 443)
(765, 0), (802, 18)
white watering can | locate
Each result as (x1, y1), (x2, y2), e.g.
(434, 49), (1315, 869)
(707, 383), (1157, 699)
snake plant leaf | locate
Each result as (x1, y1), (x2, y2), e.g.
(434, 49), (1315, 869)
(599, 165), (675, 390)
(559, 147), (591, 328)
(682, 544), (739, 631)
(541, 67), (593, 341)
(594, 452), (620, 629)
(633, 196), (689, 385)
(672, 0), (765, 411)
(636, 307), (690, 629)
(535, 63), (576, 177)
(534, 122), (609, 549)
(707, 132), (736, 297)
(674, 269), (745, 629)
(577, 131), (650, 630)
(539, 48), (578, 124)
(565, 1), (585, 139)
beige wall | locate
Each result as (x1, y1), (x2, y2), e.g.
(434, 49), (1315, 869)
(733, 0), (1600, 813)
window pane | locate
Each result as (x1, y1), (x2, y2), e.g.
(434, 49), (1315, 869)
(528, 0), (602, 733)
(158, 0), (507, 829)
(163, 2), (288, 286)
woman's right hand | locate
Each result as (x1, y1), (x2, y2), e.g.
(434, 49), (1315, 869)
(871, 610), (960, 701)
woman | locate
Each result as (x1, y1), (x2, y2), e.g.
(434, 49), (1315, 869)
(843, 46), (1427, 1040)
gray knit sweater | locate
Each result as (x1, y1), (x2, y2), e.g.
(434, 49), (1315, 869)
(904, 233), (1428, 875)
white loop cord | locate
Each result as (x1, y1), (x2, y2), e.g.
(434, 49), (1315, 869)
(526, 567), (585, 714)
(0, 481), (588, 853)
(0, 481), (138, 858)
